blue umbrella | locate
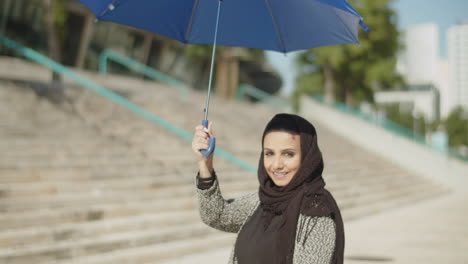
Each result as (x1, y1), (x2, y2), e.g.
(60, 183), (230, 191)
(79, 0), (369, 155)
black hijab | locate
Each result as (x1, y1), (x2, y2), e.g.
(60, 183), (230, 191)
(234, 113), (344, 264)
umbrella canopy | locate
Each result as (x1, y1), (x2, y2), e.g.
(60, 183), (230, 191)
(78, 0), (369, 156)
(79, 0), (369, 53)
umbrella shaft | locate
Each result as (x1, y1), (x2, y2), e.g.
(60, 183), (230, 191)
(204, 0), (222, 121)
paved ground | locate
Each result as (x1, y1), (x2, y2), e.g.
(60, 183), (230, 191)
(345, 191), (468, 264)
(160, 191), (468, 264)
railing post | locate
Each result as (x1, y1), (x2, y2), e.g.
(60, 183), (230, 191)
(237, 84), (246, 101)
(98, 51), (108, 75)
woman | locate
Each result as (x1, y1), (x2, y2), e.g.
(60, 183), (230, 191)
(191, 113), (344, 264)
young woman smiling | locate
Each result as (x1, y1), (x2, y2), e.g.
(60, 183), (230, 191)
(191, 113), (344, 264)
(263, 131), (301, 187)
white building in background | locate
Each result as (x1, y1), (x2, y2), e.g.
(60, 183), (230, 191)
(436, 59), (451, 118)
(394, 23), (441, 121)
(447, 23), (468, 114)
(397, 23), (439, 85)
(374, 85), (439, 122)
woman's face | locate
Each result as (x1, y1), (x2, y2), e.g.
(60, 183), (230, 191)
(263, 131), (301, 187)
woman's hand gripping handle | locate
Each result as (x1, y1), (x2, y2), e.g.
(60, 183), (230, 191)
(200, 120), (216, 156)
(192, 121), (215, 178)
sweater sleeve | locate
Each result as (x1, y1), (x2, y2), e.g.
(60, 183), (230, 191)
(196, 176), (259, 233)
(293, 215), (336, 264)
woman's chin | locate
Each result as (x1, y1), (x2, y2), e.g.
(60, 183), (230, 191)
(271, 177), (291, 187)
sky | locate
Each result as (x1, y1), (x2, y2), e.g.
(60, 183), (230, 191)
(268, 0), (468, 95)
(393, 0), (468, 58)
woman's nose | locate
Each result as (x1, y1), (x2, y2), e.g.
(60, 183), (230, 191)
(273, 157), (284, 169)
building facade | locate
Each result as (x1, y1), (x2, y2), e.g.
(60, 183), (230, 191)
(395, 23), (441, 121)
(397, 23), (439, 85)
(374, 85), (440, 122)
(447, 23), (468, 115)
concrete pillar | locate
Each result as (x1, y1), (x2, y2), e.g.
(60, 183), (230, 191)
(227, 56), (239, 100)
(1, 0), (12, 35)
(75, 13), (94, 69)
(215, 49), (229, 99)
(158, 41), (172, 71)
(141, 32), (153, 65)
(215, 48), (240, 100)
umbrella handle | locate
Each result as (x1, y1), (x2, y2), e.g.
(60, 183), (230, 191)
(200, 120), (216, 157)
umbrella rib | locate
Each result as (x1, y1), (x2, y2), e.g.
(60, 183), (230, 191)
(326, 4), (360, 44)
(264, 0), (287, 53)
(97, 0), (125, 18)
(184, 0), (201, 43)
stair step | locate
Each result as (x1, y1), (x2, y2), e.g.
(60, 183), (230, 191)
(0, 211), (198, 249)
(0, 222), (217, 264)
(0, 196), (197, 229)
(0, 180), (257, 212)
(53, 233), (235, 264)
(341, 183), (449, 221)
(0, 170), (255, 194)
(0, 166), (249, 183)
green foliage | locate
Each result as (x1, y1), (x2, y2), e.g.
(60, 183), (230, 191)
(383, 104), (413, 131)
(444, 106), (468, 148)
(52, 0), (67, 42)
(297, 73), (324, 95)
(184, 44), (213, 60)
(379, 103), (426, 137)
(381, 105), (468, 150)
(292, 73), (323, 111)
(40, 0), (68, 42)
(295, 0), (403, 106)
(246, 48), (266, 62)
(427, 119), (442, 133)
(184, 45), (264, 63)
(416, 115), (426, 137)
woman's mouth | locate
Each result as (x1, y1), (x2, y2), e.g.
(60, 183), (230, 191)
(272, 171), (289, 178)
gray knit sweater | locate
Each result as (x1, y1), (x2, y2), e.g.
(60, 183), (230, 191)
(197, 178), (336, 264)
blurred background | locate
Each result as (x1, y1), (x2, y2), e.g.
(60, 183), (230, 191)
(0, 0), (467, 263)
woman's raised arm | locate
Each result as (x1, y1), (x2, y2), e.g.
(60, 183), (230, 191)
(191, 122), (259, 232)
(197, 178), (258, 233)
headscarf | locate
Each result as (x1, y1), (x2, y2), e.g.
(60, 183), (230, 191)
(234, 113), (344, 264)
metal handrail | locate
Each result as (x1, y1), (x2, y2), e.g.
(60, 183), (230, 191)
(0, 35), (257, 173)
(237, 83), (292, 110)
(99, 49), (189, 98)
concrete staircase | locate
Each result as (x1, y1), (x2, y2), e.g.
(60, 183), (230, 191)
(0, 57), (449, 264)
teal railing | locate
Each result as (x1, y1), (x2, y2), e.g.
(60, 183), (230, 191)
(237, 83), (292, 110)
(0, 35), (256, 173)
(311, 94), (468, 163)
(314, 95), (425, 143)
(99, 49), (189, 98)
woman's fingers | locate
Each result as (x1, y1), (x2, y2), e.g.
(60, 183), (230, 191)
(194, 138), (209, 146)
(192, 142), (209, 156)
(194, 131), (209, 142)
(195, 126), (208, 137)
(194, 123), (214, 139)
(207, 121), (213, 138)
(193, 142), (209, 150)
(194, 130), (208, 139)
(192, 122), (214, 158)
(191, 140), (203, 150)
(192, 130), (209, 152)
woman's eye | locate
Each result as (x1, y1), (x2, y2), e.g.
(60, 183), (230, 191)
(264, 152), (273, 156)
(284, 152), (295, 157)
